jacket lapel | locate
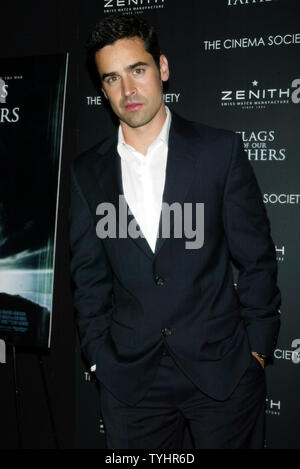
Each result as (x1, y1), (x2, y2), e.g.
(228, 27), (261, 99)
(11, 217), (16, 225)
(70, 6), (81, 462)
(154, 113), (199, 256)
(95, 137), (154, 260)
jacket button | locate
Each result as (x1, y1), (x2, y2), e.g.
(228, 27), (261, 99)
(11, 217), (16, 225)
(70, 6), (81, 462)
(155, 276), (165, 286)
(161, 328), (172, 337)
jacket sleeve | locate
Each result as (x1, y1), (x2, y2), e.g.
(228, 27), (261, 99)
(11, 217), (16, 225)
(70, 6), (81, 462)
(69, 164), (113, 367)
(222, 133), (281, 356)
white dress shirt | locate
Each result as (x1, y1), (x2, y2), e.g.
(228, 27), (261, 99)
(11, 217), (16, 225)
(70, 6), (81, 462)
(118, 106), (171, 252)
(90, 106), (171, 372)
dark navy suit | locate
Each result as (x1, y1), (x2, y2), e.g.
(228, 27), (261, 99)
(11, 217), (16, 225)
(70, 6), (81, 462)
(69, 112), (281, 448)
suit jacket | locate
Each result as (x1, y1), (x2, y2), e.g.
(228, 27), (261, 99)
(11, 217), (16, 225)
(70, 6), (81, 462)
(69, 111), (281, 406)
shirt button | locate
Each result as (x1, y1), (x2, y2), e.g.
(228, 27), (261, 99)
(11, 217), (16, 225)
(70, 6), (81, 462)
(155, 276), (165, 286)
(161, 328), (172, 337)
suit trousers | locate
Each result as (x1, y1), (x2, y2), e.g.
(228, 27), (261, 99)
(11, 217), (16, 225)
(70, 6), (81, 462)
(99, 347), (266, 449)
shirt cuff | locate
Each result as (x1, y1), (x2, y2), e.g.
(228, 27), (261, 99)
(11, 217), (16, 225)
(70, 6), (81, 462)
(90, 364), (96, 372)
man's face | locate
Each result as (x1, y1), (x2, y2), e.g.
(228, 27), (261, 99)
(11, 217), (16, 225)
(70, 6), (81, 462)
(95, 37), (169, 129)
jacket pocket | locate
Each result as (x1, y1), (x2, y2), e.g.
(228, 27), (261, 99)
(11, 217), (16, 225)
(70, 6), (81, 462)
(109, 319), (136, 349)
(203, 310), (242, 344)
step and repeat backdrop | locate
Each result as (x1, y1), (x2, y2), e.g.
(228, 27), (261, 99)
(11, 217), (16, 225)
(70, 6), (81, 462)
(76, 0), (300, 448)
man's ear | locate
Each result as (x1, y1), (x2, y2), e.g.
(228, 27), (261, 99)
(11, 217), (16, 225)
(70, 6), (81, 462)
(159, 54), (170, 83)
(101, 87), (108, 99)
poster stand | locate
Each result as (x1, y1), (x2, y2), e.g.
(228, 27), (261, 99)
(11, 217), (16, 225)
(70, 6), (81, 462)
(11, 345), (22, 449)
(37, 351), (60, 449)
(10, 344), (59, 449)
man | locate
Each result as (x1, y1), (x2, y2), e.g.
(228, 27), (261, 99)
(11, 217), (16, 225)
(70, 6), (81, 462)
(69, 14), (281, 449)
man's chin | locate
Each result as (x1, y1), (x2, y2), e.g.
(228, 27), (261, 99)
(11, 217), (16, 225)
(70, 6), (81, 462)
(120, 114), (151, 129)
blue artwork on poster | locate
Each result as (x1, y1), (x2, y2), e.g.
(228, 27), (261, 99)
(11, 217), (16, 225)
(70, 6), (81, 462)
(0, 54), (68, 348)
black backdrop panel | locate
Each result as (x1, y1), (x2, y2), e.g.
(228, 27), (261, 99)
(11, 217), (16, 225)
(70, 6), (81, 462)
(0, 0), (78, 449)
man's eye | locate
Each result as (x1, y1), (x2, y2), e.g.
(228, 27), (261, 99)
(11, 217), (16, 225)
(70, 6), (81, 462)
(133, 68), (145, 76)
(106, 76), (118, 84)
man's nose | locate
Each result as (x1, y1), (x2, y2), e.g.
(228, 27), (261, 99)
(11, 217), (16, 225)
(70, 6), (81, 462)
(121, 76), (136, 97)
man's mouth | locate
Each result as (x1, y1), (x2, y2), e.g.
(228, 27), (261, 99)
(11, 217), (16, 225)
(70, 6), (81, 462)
(124, 103), (144, 112)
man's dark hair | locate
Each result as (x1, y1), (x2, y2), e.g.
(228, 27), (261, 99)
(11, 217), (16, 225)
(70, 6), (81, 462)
(86, 14), (161, 69)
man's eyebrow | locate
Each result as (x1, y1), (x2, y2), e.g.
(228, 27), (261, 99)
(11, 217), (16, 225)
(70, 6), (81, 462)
(127, 61), (149, 71)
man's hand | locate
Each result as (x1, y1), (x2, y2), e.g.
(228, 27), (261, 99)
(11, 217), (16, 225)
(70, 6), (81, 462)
(251, 351), (266, 369)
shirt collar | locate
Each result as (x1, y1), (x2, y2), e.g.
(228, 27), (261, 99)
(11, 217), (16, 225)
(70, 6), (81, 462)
(118, 106), (171, 156)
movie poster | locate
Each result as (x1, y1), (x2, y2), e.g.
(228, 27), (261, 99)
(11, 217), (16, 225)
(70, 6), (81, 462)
(0, 54), (68, 348)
